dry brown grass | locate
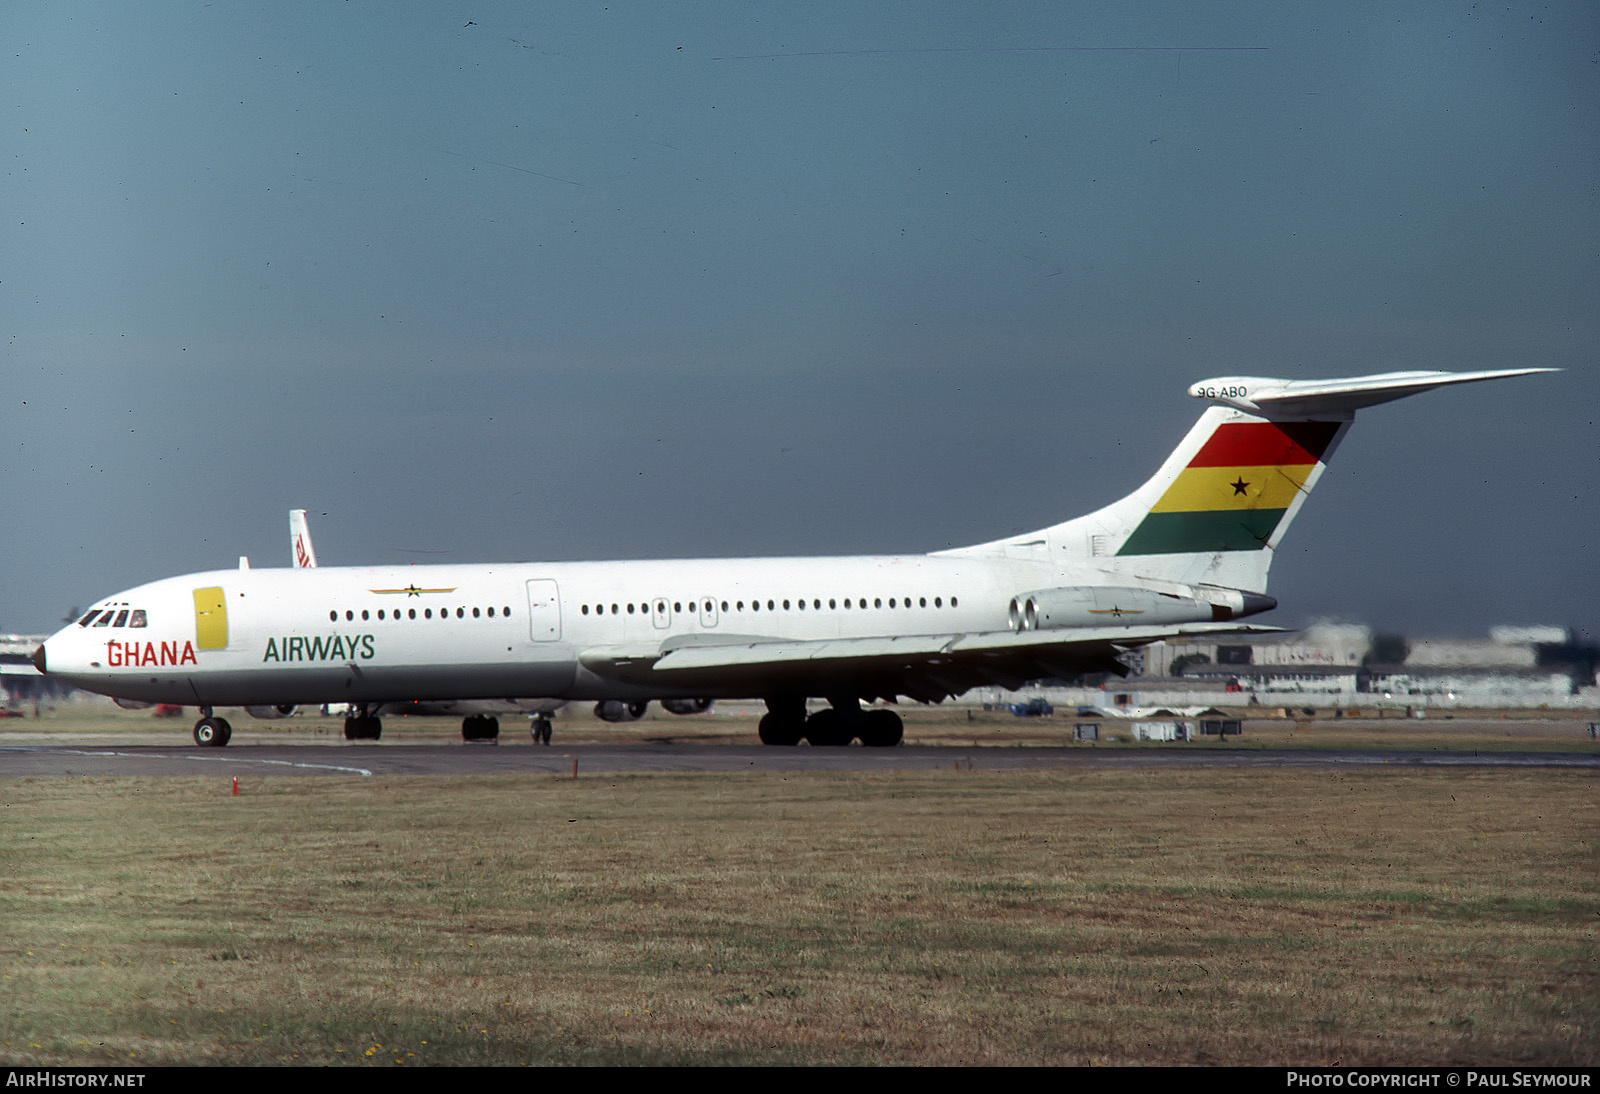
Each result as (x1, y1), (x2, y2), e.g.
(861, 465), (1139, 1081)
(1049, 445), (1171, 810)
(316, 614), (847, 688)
(1, 767), (1594, 1065)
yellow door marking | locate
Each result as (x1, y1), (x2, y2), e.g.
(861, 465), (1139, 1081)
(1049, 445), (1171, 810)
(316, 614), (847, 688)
(193, 587), (228, 649)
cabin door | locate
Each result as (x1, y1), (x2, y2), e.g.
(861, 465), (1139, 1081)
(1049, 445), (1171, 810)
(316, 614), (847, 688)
(525, 579), (562, 641)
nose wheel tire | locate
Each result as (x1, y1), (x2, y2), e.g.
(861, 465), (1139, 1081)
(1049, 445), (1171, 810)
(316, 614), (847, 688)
(193, 717), (232, 747)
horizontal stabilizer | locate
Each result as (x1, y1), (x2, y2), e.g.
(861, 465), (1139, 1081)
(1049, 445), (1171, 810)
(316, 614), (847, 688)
(1188, 368), (1558, 417)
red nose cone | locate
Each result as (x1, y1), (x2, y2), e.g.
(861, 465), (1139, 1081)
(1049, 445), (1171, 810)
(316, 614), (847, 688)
(31, 645), (47, 674)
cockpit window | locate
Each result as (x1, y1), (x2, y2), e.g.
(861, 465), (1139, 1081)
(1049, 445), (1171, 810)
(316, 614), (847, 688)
(111, 610), (129, 627)
(92, 612), (114, 627)
(129, 610), (148, 628)
(78, 610), (102, 627)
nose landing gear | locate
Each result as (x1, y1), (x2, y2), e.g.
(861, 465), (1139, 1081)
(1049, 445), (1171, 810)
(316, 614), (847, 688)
(192, 708), (232, 747)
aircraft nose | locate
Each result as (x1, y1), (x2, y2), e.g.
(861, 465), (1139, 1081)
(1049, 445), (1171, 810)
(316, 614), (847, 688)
(31, 644), (47, 674)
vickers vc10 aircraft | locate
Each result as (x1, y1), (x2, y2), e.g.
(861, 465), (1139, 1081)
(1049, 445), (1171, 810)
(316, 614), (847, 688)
(33, 368), (1550, 748)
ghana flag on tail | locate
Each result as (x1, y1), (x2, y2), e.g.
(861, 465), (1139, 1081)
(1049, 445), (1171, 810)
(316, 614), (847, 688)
(1117, 420), (1341, 555)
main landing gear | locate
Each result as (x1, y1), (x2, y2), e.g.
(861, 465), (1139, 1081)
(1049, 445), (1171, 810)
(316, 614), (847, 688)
(193, 707), (232, 747)
(343, 704), (382, 741)
(530, 716), (553, 745)
(757, 697), (903, 747)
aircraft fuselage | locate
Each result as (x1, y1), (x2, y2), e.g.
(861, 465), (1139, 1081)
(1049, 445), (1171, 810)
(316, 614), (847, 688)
(44, 553), (1149, 707)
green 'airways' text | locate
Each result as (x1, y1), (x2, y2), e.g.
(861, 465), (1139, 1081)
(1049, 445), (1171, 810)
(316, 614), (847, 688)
(262, 634), (375, 662)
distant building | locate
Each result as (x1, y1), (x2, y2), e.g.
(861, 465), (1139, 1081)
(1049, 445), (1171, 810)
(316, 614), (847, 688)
(1116, 622), (1597, 710)
(0, 633), (73, 703)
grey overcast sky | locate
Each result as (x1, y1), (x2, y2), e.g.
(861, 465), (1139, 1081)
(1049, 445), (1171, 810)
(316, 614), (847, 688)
(4, 2), (1596, 639)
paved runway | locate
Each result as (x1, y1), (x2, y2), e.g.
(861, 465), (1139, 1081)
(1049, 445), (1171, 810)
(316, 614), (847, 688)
(2, 743), (1595, 777)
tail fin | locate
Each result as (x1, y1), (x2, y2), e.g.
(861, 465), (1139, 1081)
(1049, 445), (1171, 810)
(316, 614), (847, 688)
(290, 509), (318, 569)
(939, 369), (1554, 594)
(1107, 410), (1343, 574)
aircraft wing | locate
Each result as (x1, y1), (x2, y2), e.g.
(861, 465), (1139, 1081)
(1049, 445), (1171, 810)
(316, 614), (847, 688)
(579, 622), (1279, 703)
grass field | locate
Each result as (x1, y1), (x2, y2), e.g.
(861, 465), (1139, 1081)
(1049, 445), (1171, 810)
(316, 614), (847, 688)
(2, 761), (1595, 1065)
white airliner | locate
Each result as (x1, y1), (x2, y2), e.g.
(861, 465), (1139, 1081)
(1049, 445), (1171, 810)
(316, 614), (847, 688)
(34, 368), (1551, 748)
